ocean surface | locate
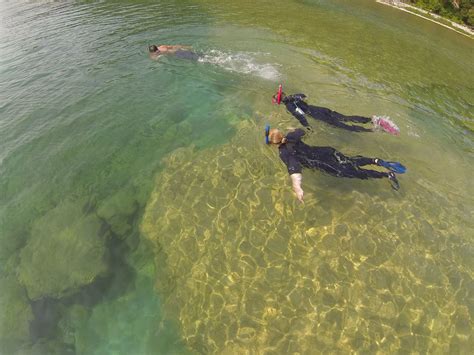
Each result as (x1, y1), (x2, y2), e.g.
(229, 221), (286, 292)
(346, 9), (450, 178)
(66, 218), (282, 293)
(0, 0), (473, 354)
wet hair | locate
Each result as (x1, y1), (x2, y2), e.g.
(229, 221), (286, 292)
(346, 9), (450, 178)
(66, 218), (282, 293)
(148, 45), (159, 53)
(269, 129), (284, 144)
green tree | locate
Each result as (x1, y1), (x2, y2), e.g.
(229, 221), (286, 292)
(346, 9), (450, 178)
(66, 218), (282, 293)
(407, 0), (473, 26)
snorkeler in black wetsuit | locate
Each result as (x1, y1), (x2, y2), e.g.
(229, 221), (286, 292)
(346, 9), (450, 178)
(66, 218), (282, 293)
(280, 93), (374, 132)
(266, 127), (405, 202)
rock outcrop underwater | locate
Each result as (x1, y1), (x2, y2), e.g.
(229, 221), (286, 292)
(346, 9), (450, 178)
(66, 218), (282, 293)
(18, 201), (108, 300)
(141, 120), (336, 353)
(141, 120), (473, 354)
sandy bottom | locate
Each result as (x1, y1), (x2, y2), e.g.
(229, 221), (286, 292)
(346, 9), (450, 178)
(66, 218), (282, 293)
(141, 120), (472, 354)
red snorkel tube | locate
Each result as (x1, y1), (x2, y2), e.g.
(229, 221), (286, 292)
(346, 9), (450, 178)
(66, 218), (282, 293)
(276, 84), (282, 104)
(272, 84), (283, 105)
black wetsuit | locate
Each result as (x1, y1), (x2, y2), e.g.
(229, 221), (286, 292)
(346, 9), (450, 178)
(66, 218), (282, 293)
(279, 129), (388, 179)
(174, 49), (200, 61)
(282, 94), (372, 132)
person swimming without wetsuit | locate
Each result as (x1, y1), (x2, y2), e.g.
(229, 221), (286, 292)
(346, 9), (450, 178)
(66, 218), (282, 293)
(148, 44), (200, 61)
(275, 92), (398, 134)
(266, 127), (406, 202)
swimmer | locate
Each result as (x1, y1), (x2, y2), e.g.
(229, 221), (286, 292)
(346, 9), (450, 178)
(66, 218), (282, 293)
(265, 126), (406, 202)
(273, 90), (400, 135)
(148, 44), (200, 61)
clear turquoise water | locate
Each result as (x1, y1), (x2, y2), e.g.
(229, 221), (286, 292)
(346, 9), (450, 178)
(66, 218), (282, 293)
(0, 0), (473, 354)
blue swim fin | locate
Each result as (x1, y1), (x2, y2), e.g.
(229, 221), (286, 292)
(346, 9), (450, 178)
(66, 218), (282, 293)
(378, 159), (407, 174)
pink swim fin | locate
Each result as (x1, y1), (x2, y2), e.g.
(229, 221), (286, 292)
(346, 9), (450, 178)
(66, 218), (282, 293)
(372, 115), (400, 136)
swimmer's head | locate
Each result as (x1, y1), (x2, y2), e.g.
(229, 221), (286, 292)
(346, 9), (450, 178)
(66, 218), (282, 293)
(268, 128), (284, 144)
(148, 45), (159, 53)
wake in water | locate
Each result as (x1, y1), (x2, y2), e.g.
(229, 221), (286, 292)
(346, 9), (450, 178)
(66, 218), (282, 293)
(197, 49), (280, 80)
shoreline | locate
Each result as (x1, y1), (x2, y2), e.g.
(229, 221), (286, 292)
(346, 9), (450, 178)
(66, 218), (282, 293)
(376, 0), (474, 39)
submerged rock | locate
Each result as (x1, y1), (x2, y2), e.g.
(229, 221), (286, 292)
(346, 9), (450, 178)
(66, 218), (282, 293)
(17, 200), (108, 300)
(0, 275), (34, 354)
(13, 338), (74, 355)
(97, 187), (139, 237)
(141, 120), (328, 353)
(141, 120), (472, 354)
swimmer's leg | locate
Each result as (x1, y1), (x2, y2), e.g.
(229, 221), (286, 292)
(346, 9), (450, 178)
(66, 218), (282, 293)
(349, 156), (376, 167)
(327, 119), (373, 132)
(351, 168), (388, 179)
(308, 107), (372, 132)
(343, 115), (372, 124)
(342, 166), (399, 190)
(333, 152), (386, 179)
(325, 109), (371, 124)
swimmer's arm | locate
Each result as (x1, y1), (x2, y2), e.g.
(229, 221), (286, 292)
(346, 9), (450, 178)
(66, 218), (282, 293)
(286, 101), (310, 127)
(280, 148), (303, 202)
(290, 173), (304, 203)
(161, 45), (192, 52)
(284, 93), (306, 101)
(292, 93), (307, 101)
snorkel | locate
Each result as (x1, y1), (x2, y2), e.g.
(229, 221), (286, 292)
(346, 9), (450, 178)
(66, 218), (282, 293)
(265, 124), (270, 144)
(272, 84), (283, 105)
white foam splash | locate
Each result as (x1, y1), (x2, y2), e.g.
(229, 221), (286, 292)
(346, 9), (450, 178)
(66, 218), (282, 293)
(198, 50), (280, 80)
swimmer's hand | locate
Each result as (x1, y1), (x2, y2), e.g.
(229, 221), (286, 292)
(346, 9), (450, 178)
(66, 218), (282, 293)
(294, 186), (304, 203)
(290, 173), (304, 203)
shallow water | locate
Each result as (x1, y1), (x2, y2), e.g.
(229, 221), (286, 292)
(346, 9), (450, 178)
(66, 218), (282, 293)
(0, 0), (473, 354)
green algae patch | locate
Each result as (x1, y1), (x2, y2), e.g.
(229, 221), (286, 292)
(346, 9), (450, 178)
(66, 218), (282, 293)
(0, 275), (34, 354)
(97, 187), (139, 237)
(17, 201), (108, 300)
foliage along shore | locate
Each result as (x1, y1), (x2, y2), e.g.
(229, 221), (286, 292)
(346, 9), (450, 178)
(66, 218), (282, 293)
(377, 0), (474, 37)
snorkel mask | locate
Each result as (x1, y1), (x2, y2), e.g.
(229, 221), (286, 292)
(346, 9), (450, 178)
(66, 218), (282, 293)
(265, 124), (270, 144)
(271, 84), (283, 105)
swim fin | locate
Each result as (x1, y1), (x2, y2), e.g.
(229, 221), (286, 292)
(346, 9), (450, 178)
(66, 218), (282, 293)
(388, 172), (400, 191)
(372, 115), (400, 135)
(377, 159), (407, 174)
